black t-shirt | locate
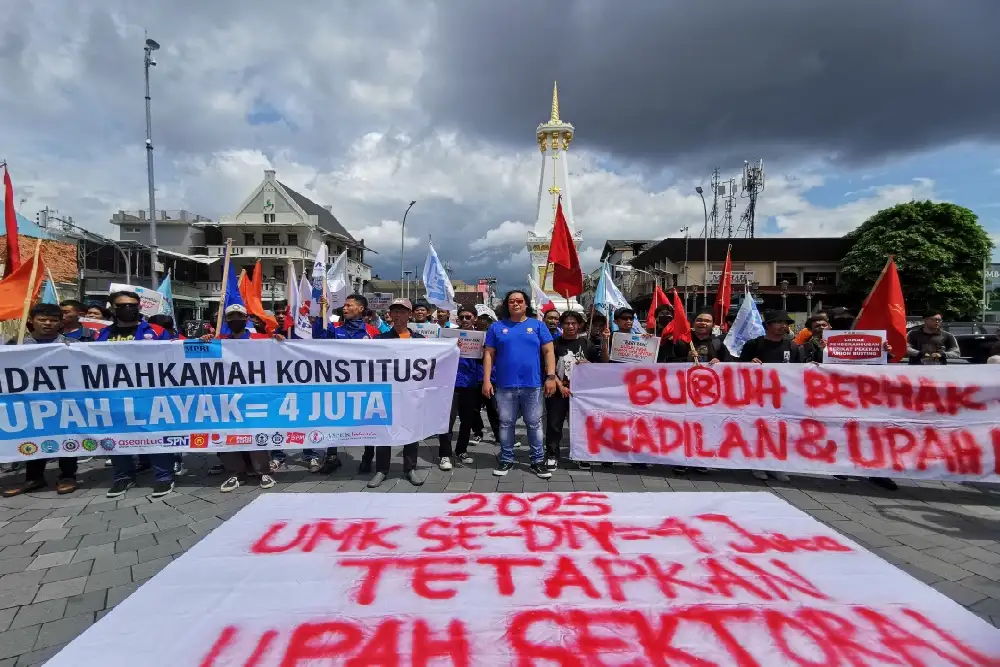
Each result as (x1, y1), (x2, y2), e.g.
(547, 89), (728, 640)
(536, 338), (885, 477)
(676, 335), (730, 363)
(739, 336), (801, 363)
(104, 324), (139, 342)
(553, 336), (601, 385)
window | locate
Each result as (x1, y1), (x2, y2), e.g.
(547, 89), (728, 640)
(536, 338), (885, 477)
(287, 234), (298, 247)
(775, 272), (799, 286)
(274, 266), (285, 281)
(262, 233), (280, 246)
(124, 226), (141, 233)
(264, 213), (276, 223)
(803, 272), (837, 286)
(244, 233), (255, 245)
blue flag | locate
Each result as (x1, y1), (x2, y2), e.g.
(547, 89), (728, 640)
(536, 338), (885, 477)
(724, 285), (765, 357)
(219, 259), (254, 335)
(156, 272), (174, 317)
(40, 280), (59, 305)
(594, 261), (644, 333)
(422, 242), (458, 311)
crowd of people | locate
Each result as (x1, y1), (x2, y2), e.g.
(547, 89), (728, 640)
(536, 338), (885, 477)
(3, 286), (967, 500)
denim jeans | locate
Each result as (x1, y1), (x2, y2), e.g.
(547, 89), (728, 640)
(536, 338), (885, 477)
(496, 387), (544, 464)
(112, 454), (174, 484)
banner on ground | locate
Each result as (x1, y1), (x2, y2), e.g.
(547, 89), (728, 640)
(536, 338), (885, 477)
(609, 331), (659, 363)
(108, 283), (164, 317)
(439, 327), (485, 359)
(570, 362), (1000, 481)
(0, 339), (458, 462)
(45, 492), (1000, 666)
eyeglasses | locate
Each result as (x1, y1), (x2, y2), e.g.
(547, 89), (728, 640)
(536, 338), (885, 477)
(508, 299), (526, 305)
(459, 315), (475, 321)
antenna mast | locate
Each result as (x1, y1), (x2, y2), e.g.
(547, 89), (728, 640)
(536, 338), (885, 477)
(722, 177), (737, 238)
(709, 168), (721, 237)
(737, 159), (765, 238)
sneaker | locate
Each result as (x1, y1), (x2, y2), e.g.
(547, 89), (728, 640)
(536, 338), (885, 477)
(470, 433), (483, 444)
(439, 457), (453, 471)
(269, 459), (284, 473)
(308, 458), (321, 473)
(751, 470), (768, 481)
(545, 458), (557, 471)
(459, 454), (474, 465)
(320, 456), (342, 474)
(2, 479), (46, 498)
(577, 461), (591, 471)
(173, 461), (186, 476)
(769, 471), (791, 482)
(367, 472), (387, 488)
(150, 481), (174, 499)
(208, 463), (225, 476)
(220, 476), (240, 493)
(259, 475), (276, 489)
(104, 458), (113, 467)
(530, 463), (552, 479)
(106, 479), (134, 498)
(358, 461), (373, 474)
(493, 461), (515, 476)
(405, 470), (427, 486)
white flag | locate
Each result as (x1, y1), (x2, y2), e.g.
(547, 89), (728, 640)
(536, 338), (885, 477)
(295, 272), (313, 339)
(309, 245), (328, 317)
(285, 262), (298, 334)
(724, 285), (765, 357)
(326, 251), (349, 310)
(422, 242), (458, 312)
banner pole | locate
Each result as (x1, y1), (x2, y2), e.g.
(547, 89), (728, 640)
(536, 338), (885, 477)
(214, 240), (231, 337)
(16, 239), (44, 344)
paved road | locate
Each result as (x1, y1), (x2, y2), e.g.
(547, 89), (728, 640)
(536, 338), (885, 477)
(1, 437), (999, 666)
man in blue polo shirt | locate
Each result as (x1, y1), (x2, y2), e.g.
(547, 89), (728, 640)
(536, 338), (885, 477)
(482, 289), (556, 479)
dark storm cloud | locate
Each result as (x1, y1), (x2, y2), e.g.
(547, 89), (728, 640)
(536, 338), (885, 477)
(420, 0), (1000, 168)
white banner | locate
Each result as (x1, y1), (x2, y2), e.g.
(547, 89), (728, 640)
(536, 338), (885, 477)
(570, 362), (1000, 481)
(47, 492), (1000, 666)
(440, 327), (485, 359)
(0, 339), (459, 462)
(609, 331), (659, 363)
(408, 322), (441, 338)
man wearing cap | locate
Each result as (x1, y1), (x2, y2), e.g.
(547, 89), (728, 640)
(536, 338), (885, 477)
(205, 304), (276, 340)
(906, 312), (959, 365)
(359, 298), (427, 488)
(738, 309), (799, 483)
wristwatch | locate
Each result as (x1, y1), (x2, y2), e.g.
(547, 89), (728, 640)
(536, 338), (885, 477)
(546, 374), (556, 380)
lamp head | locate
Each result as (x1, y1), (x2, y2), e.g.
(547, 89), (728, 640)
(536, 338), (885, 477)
(695, 186), (703, 194)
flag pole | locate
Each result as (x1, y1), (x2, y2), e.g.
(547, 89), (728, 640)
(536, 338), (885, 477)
(214, 239), (231, 337)
(287, 258), (294, 338)
(16, 239), (44, 344)
(852, 254), (893, 330)
(321, 255), (329, 325)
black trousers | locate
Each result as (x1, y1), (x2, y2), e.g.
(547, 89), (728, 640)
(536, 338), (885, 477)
(361, 443), (419, 473)
(25, 457), (77, 483)
(544, 395), (571, 460)
(470, 391), (500, 440)
(449, 386), (485, 456)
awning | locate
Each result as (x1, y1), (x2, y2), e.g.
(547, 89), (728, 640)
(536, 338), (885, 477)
(157, 248), (220, 265)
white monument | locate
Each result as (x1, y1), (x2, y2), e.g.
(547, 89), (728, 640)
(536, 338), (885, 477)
(526, 82), (584, 313)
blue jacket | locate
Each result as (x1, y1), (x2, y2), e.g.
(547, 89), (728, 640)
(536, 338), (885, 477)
(313, 317), (380, 340)
(95, 320), (170, 342)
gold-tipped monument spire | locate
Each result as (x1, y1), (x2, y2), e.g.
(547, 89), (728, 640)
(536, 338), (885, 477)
(550, 81), (560, 123)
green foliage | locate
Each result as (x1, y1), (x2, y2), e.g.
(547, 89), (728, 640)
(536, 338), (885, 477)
(839, 201), (992, 319)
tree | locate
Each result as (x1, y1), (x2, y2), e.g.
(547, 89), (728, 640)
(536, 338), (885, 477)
(839, 201), (992, 320)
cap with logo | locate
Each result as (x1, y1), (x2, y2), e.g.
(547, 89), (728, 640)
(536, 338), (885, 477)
(225, 304), (248, 315)
(389, 298), (412, 311)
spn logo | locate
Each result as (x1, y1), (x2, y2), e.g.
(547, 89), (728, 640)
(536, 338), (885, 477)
(226, 434), (253, 446)
(163, 435), (189, 447)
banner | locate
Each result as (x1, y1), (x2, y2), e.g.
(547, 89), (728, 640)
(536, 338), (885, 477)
(408, 322), (440, 338)
(609, 331), (659, 363)
(570, 362), (1000, 481)
(0, 339), (458, 462)
(823, 329), (887, 364)
(108, 283), (164, 317)
(46, 492), (1000, 666)
(439, 327), (485, 359)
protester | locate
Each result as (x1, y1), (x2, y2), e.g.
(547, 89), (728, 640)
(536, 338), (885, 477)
(543, 309), (560, 337)
(548, 310), (607, 471)
(446, 306), (492, 465)
(738, 309), (796, 483)
(906, 312), (960, 365)
(794, 310), (828, 345)
(96, 291), (175, 499)
(412, 301), (431, 324)
(368, 310), (391, 334)
(148, 314), (184, 340)
(85, 304), (112, 321)
(680, 310), (730, 364)
(483, 289), (555, 478)
(798, 315), (832, 363)
(436, 309), (457, 329)
(358, 298), (426, 487)
(2, 304), (78, 496)
(59, 300), (96, 341)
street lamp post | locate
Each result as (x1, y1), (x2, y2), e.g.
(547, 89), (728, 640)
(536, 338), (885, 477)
(680, 226), (690, 312)
(780, 279), (789, 311)
(144, 36), (161, 289)
(805, 280), (815, 314)
(403, 270), (413, 300)
(400, 200), (416, 293)
(695, 186), (708, 310)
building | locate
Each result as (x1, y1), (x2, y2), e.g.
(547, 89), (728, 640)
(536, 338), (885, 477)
(525, 82), (584, 312)
(104, 168), (373, 322)
(366, 279), (481, 305)
(628, 236), (857, 319)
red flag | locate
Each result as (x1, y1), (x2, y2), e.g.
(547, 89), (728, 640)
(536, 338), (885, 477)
(545, 198), (583, 298)
(662, 289), (691, 344)
(645, 284), (670, 331)
(0, 251), (45, 321)
(853, 256), (907, 363)
(3, 166), (21, 279)
(713, 245), (733, 332)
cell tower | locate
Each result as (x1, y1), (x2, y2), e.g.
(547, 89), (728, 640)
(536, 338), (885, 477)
(709, 168), (721, 237)
(737, 159), (765, 238)
(721, 177), (737, 238)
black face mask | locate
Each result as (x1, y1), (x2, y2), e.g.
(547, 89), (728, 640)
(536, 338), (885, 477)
(227, 318), (247, 333)
(115, 304), (140, 322)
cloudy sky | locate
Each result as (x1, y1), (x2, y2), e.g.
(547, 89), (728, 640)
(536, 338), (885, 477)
(3, 0), (1000, 289)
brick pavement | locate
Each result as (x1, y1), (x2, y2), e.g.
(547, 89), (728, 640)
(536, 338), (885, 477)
(1, 438), (999, 665)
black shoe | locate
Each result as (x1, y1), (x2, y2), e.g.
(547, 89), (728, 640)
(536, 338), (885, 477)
(106, 479), (135, 499)
(2, 479), (46, 498)
(358, 460), (372, 474)
(320, 456), (342, 474)
(530, 463), (552, 479)
(150, 481), (174, 499)
(577, 461), (591, 471)
(870, 477), (898, 491)
(493, 461), (514, 476)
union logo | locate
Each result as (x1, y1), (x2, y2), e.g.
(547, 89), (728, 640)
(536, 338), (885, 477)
(99, 438), (116, 451)
(61, 439), (80, 453)
(18, 442), (38, 456)
(40, 440), (60, 454)
(81, 438), (98, 452)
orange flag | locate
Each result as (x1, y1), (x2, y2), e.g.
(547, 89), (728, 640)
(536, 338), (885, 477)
(853, 256), (907, 363)
(237, 269), (250, 304)
(661, 289), (691, 344)
(0, 251), (45, 321)
(242, 262), (278, 333)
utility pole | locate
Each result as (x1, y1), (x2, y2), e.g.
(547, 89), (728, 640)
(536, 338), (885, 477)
(144, 35), (161, 288)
